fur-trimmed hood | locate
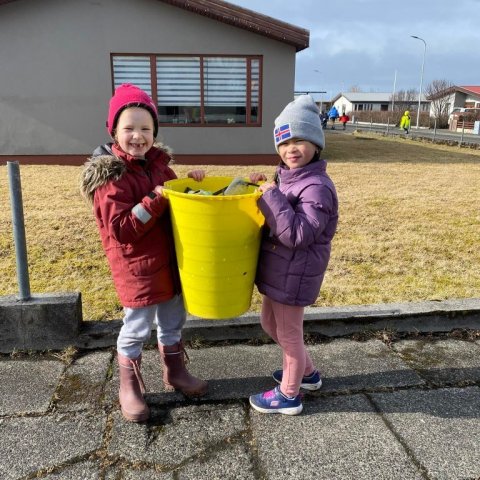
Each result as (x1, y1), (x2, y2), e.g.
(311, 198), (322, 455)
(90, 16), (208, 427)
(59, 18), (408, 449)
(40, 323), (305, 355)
(80, 142), (173, 203)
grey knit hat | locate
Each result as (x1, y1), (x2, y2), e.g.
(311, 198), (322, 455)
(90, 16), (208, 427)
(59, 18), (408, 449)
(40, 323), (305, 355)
(273, 95), (325, 152)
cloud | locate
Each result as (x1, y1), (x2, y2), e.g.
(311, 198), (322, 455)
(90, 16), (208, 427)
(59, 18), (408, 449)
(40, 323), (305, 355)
(231, 0), (480, 95)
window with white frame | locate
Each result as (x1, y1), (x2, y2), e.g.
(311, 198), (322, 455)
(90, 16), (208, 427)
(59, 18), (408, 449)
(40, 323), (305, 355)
(111, 54), (262, 126)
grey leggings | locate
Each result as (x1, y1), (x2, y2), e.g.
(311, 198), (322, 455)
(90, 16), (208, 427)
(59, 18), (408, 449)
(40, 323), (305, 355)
(117, 294), (186, 358)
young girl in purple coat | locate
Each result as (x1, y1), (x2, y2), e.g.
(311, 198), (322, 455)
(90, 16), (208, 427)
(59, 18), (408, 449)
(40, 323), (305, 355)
(249, 95), (339, 415)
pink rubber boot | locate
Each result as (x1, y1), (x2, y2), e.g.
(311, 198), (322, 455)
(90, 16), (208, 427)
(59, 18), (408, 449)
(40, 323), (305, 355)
(159, 341), (208, 397)
(117, 353), (149, 422)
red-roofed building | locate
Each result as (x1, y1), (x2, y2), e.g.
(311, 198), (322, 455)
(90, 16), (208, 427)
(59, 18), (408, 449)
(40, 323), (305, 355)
(434, 85), (480, 113)
(426, 85), (480, 130)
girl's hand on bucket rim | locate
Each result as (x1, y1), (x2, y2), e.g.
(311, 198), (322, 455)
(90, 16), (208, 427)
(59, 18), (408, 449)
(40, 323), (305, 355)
(187, 170), (206, 182)
(258, 181), (276, 193)
(153, 185), (165, 197)
(249, 172), (267, 184)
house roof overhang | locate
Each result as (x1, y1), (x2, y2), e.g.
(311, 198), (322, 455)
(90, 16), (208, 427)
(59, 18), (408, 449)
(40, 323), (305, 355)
(159, 0), (309, 51)
(428, 85), (480, 101)
(0, 0), (309, 52)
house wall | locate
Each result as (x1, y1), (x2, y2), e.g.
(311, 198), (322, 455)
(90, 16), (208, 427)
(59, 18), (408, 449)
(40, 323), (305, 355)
(462, 94), (480, 108)
(332, 97), (353, 114)
(332, 97), (387, 114)
(0, 0), (296, 160)
(452, 92), (468, 109)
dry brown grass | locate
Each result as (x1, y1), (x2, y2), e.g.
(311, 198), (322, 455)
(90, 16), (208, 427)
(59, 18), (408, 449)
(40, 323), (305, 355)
(1, 132), (480, 321)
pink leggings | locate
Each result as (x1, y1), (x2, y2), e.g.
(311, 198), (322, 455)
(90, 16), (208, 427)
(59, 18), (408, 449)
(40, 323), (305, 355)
(261, 295), (315, 397)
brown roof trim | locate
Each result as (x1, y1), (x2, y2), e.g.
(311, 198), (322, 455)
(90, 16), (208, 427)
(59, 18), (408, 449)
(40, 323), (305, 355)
(428, 85), (480, 101)
(0, 154), (279, 166)
(159, 0), (309, 51)
(0, 0), (309, 51)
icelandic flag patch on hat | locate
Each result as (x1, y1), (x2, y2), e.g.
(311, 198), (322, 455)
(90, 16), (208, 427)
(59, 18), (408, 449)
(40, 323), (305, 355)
(274, 123), (291, 144)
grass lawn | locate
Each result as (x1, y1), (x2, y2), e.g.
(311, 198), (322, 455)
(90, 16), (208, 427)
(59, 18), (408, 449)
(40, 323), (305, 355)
(1, 131), (480, 321)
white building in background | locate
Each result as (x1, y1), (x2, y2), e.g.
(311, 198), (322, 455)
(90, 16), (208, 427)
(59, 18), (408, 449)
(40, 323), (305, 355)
(331, 92), (429, 115)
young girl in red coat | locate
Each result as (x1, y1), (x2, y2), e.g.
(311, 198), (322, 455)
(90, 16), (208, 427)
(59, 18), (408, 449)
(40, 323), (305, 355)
(249, 95), (338, 415)
(81, 84), (207, 422)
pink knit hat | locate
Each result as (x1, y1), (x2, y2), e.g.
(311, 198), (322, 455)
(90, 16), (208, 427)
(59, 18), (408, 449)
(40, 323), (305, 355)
(107, 83), (159, 138)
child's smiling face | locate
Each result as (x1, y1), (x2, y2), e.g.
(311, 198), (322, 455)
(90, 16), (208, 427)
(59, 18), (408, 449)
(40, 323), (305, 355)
(115, 107), (154, 158)
(277, 138), (317, 169)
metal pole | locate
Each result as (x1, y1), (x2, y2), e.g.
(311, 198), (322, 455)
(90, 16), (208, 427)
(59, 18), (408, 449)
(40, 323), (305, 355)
(391, 70), (397, 112)
(411, 36), (426, 130)
(7, 161), (31, 301)
(387, 117), (390, 134)
(433, 118), (437, 142)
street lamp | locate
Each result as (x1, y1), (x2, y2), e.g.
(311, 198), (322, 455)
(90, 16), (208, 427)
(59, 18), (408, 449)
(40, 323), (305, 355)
(411, 35), (426, 129)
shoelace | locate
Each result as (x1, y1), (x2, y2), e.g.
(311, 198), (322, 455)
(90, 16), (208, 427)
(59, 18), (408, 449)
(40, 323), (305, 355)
(166, 348), (190, 365)
(130, 360), (147, 394)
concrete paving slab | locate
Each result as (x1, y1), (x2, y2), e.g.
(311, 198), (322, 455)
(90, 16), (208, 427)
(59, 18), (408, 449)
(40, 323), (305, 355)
(42, 460), (101, 479)
(106, 438), (256, 479)
(178, 442), (255, 480)
(185, 340), (424, 399)
(117, 469), (172, 480)
(55, 350), (112, 411)
(309, 339), (425, 393)
(0, 412), (106, 480)
(0, 358), (64, 415)
(250, 394), (423, 480)
(108, 403), (247, 467)
(172, 344), (282, 401)
(370, 387), (480, 480)
(392, 339), (480, 384)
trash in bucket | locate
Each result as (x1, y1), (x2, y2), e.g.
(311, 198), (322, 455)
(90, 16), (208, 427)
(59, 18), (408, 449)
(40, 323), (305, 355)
(223, 177), (259, 195)
(183, 177), (259, 196)
(163, 177), (265, 319)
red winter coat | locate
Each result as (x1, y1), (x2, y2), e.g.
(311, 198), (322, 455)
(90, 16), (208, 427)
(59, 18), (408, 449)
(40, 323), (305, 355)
(81, 143), (180, 308)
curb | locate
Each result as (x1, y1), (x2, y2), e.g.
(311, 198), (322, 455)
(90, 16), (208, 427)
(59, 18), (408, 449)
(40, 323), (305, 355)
(75, 298), (480, 350)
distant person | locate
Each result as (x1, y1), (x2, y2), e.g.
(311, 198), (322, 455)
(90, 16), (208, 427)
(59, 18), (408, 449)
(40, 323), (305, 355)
(339, 112), (350, 130)
(248, 95), (339, 415)
(400, 110), (411, 134)
(80, 84), (208, 423)
(328, 105), (339, 129)
(320, 111), (328, 129)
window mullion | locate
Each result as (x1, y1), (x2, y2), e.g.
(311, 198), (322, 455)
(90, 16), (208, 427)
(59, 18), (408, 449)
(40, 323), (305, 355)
(200, 56), (205, 124)
(246, 58), (251, 124)
(150, 55), (157, 105)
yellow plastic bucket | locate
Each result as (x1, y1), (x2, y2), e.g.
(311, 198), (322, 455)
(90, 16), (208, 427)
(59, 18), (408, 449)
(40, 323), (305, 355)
(163, 177), (264, 319)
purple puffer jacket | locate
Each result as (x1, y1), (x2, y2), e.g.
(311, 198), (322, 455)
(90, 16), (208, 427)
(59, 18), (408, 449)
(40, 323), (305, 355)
(255, 159), (338, 306)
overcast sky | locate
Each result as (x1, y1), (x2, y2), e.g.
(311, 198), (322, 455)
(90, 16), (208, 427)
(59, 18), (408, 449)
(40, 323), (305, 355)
(230, 0), (480, 101)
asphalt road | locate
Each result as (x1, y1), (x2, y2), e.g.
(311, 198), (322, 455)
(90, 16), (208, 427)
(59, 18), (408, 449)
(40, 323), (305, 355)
(333, 122), (480, 145)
